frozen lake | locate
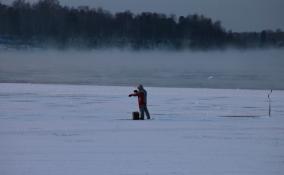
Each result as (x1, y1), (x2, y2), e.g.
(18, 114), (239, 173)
(0, 83), (284, 175)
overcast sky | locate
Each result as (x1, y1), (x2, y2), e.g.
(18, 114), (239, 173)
(3, 0), (284, 32)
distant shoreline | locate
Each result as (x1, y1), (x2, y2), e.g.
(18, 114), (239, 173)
(1, 0), (284, 50)
(0, 82), (282, 91)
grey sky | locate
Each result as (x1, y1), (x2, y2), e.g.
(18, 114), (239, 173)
(3, 0), (284, 32)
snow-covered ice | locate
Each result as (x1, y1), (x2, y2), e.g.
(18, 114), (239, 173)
(0, 83), (284, 175)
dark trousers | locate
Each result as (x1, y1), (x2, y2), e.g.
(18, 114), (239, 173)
(139, 106), (150, 119)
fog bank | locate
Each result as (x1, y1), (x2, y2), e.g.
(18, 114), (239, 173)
(0, 49), (283, 90)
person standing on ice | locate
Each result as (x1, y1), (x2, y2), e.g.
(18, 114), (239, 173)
(128, 84), (151, 120)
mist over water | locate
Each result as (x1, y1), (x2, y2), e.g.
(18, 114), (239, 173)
(0, 49), (283, 89)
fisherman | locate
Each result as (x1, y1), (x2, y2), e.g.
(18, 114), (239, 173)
(128, 84), (151, 120)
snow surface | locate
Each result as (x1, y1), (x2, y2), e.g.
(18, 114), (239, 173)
(0, 83), (284, 175)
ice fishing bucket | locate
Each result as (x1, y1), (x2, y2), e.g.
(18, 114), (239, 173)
(132, 111), (140, 120)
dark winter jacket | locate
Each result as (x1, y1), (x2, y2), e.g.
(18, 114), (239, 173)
(129, 91), (146, 107)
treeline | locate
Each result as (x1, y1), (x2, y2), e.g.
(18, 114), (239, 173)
(0, 0), (283, 49)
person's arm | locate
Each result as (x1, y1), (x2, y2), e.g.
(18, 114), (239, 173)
(129, 90), (139, 97)
(129, 93), (139, 97)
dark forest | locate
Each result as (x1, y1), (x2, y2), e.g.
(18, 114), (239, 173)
(0, 0), (284, 49)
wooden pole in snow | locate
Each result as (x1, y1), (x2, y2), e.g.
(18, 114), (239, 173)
(268, 89), (272, 117)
